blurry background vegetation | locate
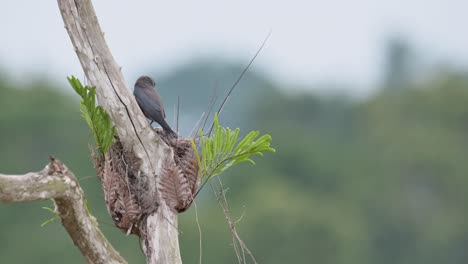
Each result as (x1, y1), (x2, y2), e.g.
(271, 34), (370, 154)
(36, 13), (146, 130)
(1, 38), (468, 264)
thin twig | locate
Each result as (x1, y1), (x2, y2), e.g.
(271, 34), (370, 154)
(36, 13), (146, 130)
(176, 96), (180, 134)
(208, 30), (272, 136)
(201, 88), (218, 133)
(194, 201), (203, 264)
(190, 111), (206, 138)
(210, 178), (258, 264)
(209, 182), (242, 263)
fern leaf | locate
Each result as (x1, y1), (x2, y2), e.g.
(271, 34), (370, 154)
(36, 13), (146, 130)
(194, 113), (275, 188)
(68, 76), (115, 156)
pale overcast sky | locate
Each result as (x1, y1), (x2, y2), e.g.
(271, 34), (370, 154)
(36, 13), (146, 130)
(1, 0), (467, 94)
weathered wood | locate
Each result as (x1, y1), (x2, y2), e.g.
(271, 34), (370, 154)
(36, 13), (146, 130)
(0, 158), (127, 264)
(142, 203), (181, 263)
(56, 0), (182, 263)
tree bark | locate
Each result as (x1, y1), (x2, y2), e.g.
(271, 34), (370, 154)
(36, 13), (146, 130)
(0, 157), (126, 264)
(56, 0), (182, 263)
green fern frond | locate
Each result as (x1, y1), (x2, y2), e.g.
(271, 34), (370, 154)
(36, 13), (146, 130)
(191, 113), (275, 191)
(68, 76), (115, 157)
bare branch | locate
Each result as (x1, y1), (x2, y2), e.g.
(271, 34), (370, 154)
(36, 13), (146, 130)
(0, 158), (126, 264)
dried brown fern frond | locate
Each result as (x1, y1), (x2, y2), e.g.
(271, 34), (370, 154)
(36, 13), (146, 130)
(173, 139), (200, 194)
(92, 142), (142, 235)
(171, 139), (200, 212)
(158, 157), (192, 212)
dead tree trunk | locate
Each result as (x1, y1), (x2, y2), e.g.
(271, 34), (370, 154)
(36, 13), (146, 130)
(57, 0), (183, 263)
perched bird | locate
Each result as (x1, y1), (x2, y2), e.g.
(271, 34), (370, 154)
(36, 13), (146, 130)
(133, 76), (175, 135)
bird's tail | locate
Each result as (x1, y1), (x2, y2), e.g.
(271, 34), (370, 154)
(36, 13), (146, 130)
(160, 119), (177, 138)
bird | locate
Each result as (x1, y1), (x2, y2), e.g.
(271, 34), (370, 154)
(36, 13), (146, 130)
(133, 76), (176, 136)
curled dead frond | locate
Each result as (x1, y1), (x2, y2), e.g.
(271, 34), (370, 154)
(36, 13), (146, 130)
(159, 157), (191, 212)
(93, 142), (142, 235)
(163, 139), (201, 212)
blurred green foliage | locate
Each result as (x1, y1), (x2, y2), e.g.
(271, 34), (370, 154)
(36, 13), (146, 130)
(1, 63), (468, 264)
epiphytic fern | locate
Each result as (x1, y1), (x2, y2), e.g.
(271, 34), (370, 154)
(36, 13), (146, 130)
(68, 76), (115, 157)
(191, 113), (275, 192)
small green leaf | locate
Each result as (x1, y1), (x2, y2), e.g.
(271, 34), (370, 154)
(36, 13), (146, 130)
(41, 207), (55, 214)
(41, 205), (59, 228)
(41, 217), (59, 228)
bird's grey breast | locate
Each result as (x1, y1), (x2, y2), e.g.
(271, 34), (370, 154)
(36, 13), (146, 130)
(134, 85), (166, 119)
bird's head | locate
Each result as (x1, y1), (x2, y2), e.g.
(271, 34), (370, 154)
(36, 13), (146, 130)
(135, 76), (156, 89)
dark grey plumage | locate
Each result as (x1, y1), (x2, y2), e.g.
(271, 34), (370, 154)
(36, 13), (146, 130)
(134, 76), (175, 135)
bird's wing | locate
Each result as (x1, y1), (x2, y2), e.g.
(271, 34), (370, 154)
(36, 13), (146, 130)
(134, 86), (166, 121)
(153, 89), (166, 119)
